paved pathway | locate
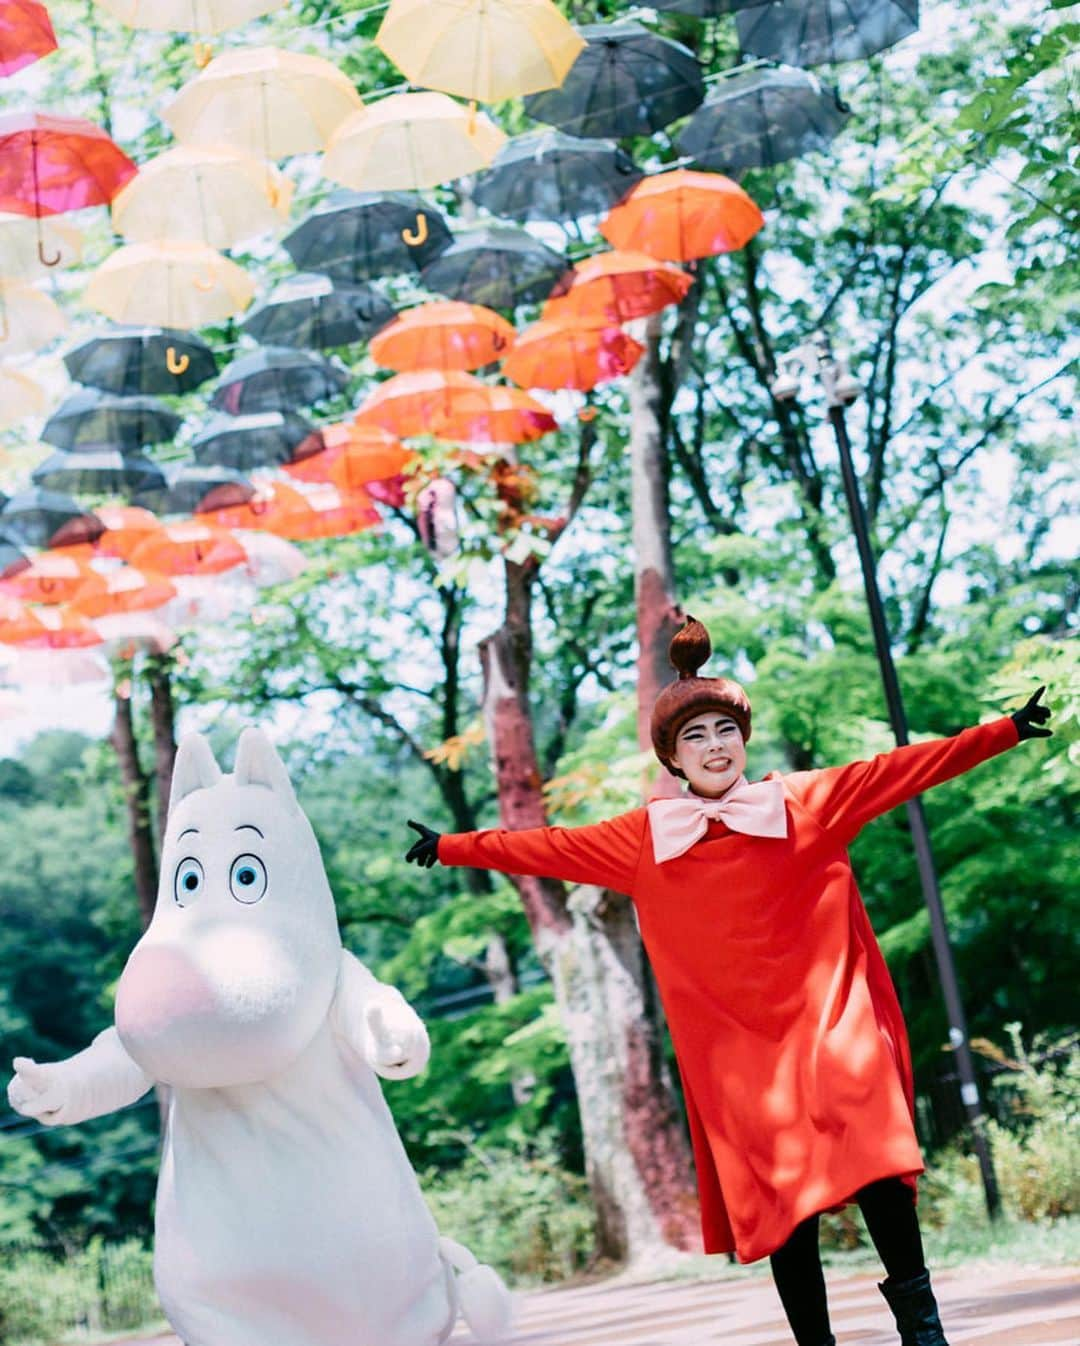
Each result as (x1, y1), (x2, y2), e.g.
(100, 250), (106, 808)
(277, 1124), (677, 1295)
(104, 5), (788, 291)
(110, 1264), (1079, 1346)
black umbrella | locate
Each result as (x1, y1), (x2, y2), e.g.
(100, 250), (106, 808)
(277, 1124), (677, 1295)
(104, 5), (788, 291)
(283, 191), (453, 284)
(678, 65), (850, 171)
(473, 130), (642, 224)
(211, 348), (350, 416)
(0, 488), (106, 549)
(736, 0), (919, 67)
(190, 412), (325, 472)
(41, 389), (182, 453)
(420, 226), (567, 312)
(31, 449), (169, 500)
(134, 462), (257, 516)
(241, 274), (396, 350)
(652, 0), (763, 12)
(524, 22), (705, 139)
(63, 328), (217, 396)
(0, 536), (30, 579)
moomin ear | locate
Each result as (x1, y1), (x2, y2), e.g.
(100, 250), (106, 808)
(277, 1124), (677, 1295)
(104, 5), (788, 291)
(169, 735), (222, 815)
(233, 728), (299, 811)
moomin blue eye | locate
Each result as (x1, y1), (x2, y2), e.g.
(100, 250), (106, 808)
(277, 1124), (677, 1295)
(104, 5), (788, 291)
(173, 858), (204, 907)
(230, 853), (268, 904)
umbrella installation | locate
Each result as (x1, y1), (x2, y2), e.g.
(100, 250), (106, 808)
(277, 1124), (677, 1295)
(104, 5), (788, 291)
(369, 302), (516, 373)
(736, 0), (920, 67)
(599, 169), (765, 261)
(241, 274), (395, 350)
(282, 192), (453, 284)
(63, 328), (218, 396)
(0, 0), (56, 77)
(473, 130), (642, 225)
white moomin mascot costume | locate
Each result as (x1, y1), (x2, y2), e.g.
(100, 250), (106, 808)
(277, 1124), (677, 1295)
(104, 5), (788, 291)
(7, 729), (514, 1346)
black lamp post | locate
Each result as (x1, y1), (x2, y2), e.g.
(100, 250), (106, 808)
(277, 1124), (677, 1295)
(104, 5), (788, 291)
(771, 332), (1002, 1219)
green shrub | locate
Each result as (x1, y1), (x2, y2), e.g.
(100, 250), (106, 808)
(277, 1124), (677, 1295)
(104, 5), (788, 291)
(422, 1132), (595, 1285)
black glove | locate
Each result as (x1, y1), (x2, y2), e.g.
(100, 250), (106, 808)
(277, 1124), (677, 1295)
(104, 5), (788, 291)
(405, 819), (441, 868)
(1011, 685), (1052, 741)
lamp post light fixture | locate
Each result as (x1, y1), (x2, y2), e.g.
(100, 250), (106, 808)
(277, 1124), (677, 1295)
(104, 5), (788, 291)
(771, 332), (1002, 1220)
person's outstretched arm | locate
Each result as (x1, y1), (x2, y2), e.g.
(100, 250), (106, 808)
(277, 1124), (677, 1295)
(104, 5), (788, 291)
(785, 688), (1051, 845)
(405, 809), (648, 896)
(8, 1027), (154, 1128)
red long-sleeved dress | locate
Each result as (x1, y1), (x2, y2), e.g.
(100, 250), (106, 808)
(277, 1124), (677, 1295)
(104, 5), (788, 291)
(439, 717), (1020, 1263)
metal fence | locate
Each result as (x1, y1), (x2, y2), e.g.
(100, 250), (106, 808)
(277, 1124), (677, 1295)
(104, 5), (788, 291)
(0, 1239), (160, 1341)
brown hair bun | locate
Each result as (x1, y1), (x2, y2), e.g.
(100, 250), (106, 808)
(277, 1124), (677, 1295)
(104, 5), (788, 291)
(669, 615), (711, 679)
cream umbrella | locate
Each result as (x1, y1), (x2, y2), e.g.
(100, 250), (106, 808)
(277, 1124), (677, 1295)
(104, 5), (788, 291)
(375, 0), (585, 103)
(111, 145), (293, 248)
(0, 213), (83, 278)
(0, 277), (67, 357)
(94, 0), (286, 35)
(0, 366), (47, 428)
(84, 240), (255, 328)
(323, 92), (505, 192)
(163, 46), (363, 158)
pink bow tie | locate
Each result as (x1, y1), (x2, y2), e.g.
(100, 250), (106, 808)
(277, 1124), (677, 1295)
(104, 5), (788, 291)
(647, 776), (788, 863)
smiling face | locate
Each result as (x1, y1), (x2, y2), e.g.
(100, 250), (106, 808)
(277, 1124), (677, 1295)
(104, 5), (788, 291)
(668, 712), (747, 798)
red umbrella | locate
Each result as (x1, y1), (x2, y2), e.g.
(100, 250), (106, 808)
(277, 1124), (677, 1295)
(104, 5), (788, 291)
(0, 111), (136, 263)
(0, 0), (57, 78)
(273, 483), (380, 541)
(543, 250), (692, 324)
(355, 370), (557, 445)
(503, 319), (644, 391)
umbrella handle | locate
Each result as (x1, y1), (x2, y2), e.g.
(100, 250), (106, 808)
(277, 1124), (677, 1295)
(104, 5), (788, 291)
(37, 237), (62, 268)
(166, 346), (191, 376)
(0, 308), (7, 343)
(578, 405), (598, 423)
(193, 42), (213, 69)
(401, 213), (428, 247)
(193, 269), (216, 292)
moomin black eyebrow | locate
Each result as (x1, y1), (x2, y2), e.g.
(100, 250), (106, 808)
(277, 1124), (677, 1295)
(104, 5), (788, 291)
(235, 824), (264, 837)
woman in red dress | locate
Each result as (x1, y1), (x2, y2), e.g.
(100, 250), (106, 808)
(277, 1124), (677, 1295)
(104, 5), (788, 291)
(406, 617), (1051, 1346)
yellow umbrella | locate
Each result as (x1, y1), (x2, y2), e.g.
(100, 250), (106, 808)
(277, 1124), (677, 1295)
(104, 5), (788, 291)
(323, 92), (505, 192)
(375, 0), (584, 102)
(163, 46), (363, 158)
(0, 277), (67, 357)
(84, 240), (254, 328)
(0, 214), (83, 278)
(94, 0), (285, 35)
(0, 366), (47, 429)
(111, 145), (293, 248)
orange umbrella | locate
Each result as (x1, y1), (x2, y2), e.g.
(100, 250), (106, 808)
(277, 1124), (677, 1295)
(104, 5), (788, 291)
(503, 319), (644, 391)
(599, 169), (764, 262)
(91, 505), (164, 559)
(272, 483), (380, 540)
(355, 370), (557, 444)
(543, 250), (692, 324)
(128, 520), (246, 575)
(5, 604), (103, 649)
(0, 552), (106, 605)
(70, 565), (177, 618)
(201, 480), (312, 533)
(369, 300), (515, 372)
(284, 422), (416, 491)
(0, 593), (46, 644)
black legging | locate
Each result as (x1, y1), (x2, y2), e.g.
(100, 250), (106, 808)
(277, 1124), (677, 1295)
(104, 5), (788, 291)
(768, 1176), (926, 1346)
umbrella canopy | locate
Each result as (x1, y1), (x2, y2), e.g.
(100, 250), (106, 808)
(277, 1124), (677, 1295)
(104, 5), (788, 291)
(283, 191), (452, 283)
(3, 646), (109, 680)
(91, 504), (164, 558)
(69, 563), (177, 618)
(651, 0), (761, 11)
(91, 612), (177, 656)
(95, 0), (285, 35)
(0, 0), (56, 76)
(284, 422), (415, 490)
(190, 411), (324, 471)
(0, 365), (47, 428)
(270, 482), (380, 541)
(420, 224), (566, 311)
(63, 327), (218, 396)
(355, 369), (557, 444)
(1, 604), (103, 649)
(235, 530), (308, 586)
(599, 169), (764, 262)
(473, 130), (642, 224)
(523, 22), (705, 139)
(210, 348), (349, 415)
(678, 65), (850, 172)
(83, 240), (254, 328)
(502, 319), (644, 390)
(128, 519), (247, 576)
(323, 92), (505, 192)
(0, 536), (30, 578)
(375, 0), (584, 103)
(31, 449), (169, 499)
(0, 111), (137, 218)
(41, 389), (181, 452)
(369, 301), (515, 373)
(0, 593), (46, 644)
(111, 144), (293, 248)
(0, 276), (67, 357)
(0, 212), (82, 276)
(241, 273), (395, 349)
(544, 250), (693, 323)
(736, 0), (919, 67)
(0, 488), (105, 548)
(134, 461), (257, 515)
(201, 479), (312, 533)
(163, 47), (362, 158)
(0, 551), (105, 604)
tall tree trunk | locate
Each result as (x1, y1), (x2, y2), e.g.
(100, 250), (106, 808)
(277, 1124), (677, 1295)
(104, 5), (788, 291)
(478, 562), (700, 1263)
(147, 655), (177, 845)
(109, 680), (157, 930)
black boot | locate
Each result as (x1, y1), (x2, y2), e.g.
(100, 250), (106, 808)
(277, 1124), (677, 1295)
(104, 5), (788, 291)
(879, 1269), (950, 1345)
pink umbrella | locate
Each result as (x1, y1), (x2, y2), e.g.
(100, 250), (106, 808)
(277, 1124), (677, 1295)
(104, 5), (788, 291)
(0, 0), (57, 77)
